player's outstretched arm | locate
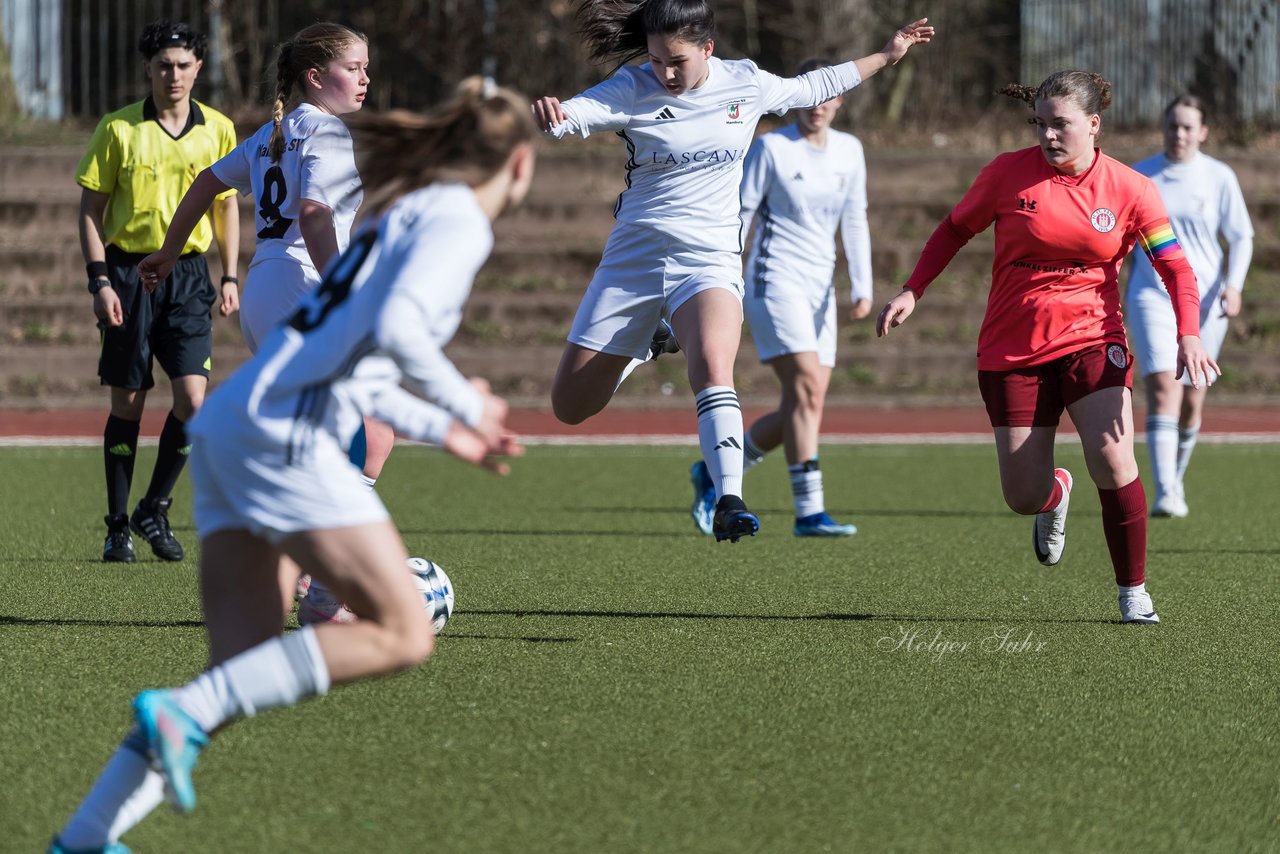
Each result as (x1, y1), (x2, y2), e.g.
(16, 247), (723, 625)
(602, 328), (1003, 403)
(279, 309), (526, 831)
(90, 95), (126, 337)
(854, 18), (934, 81)
(876, 288), (918, 337)
(532, 97), (568, 133)
(138, 169), (232, 292)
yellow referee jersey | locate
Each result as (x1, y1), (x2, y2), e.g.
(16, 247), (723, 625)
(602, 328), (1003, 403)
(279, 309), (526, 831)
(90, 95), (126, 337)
(76, 97), (237, 255)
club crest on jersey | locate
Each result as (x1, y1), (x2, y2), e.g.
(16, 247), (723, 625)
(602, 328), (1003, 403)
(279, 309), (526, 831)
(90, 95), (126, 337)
(726, 103), (740, 119)
(1106, 344), (1128, 369)
(1090, 208), (1117, 233)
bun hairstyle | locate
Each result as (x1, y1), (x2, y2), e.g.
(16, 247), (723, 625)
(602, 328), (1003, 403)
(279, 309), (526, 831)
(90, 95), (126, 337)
(576, 0), (715, 68)
(138, 20), (206, 61)
(999, 70), (1112, 117)
(348, 76), (537, 215)
(268, 22), (368, 162)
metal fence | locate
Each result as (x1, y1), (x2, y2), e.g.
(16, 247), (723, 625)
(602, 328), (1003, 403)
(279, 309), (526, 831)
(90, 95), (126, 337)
(4, 0), (1279, 127)
(1022, 0), (1279, 127)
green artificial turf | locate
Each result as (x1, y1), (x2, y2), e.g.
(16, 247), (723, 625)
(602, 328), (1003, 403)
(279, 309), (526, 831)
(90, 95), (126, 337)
(1, 443), (1276, 852)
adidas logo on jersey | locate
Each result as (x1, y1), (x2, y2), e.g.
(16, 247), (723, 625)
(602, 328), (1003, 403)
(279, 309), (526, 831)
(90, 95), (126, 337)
(654, 107), (675, 121)
(792, 171), (804, 181)
(716, 437), (742, 450)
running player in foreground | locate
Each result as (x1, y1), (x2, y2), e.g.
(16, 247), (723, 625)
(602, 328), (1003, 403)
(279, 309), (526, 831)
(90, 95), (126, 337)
(50, 77), (533, 852)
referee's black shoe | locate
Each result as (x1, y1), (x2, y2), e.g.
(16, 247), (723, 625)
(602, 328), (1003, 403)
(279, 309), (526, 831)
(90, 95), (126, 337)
(102, 514), (136, 562)
(131, 497), (184, 561)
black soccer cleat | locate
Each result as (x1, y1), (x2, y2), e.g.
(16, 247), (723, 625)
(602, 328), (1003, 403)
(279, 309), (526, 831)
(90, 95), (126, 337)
(648, 320), (680, 361)
(712, 495), (759, 543)
(130, 497), (184, 561)
(102, 513), (136, 563)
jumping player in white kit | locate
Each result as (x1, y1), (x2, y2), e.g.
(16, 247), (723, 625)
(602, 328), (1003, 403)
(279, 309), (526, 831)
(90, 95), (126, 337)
(1125, 94), (1253, 518)
(50, 77), (533, 852)
(534, 0), (931, 542)
(689, 58), (872, 538)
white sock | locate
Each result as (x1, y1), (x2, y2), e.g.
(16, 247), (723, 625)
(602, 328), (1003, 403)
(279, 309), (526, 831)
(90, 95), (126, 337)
(361, 474), (377, 490)
(695, 386), (743, 500)
(173, 626), (330, 731)
(1175, 424), (1200, 487)
(789, 459), (825, 518)
(1118, 582), (1147, 597)
(1146, 414), (1179, 498)
(742, 429), (767, 473)
(57, 728), (165, 848)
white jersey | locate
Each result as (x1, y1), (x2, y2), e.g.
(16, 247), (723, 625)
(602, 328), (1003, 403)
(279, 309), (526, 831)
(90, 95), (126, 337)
(188, 183), (487, 462)
(550, 57), (861, 253)
(1127, 151), (1253, 303)
(211, 103), (363, 273)
(741, 123), (872, 301)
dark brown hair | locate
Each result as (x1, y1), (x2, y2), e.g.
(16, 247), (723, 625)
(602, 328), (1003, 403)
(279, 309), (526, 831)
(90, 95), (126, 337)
(576, 0), (715, 68)
(268, 22), (368, 162)
(349, 77), (537, 215)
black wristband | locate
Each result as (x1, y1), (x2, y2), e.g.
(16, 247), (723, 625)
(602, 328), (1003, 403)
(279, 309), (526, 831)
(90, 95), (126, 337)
(221, 275), (239, 285)
(86, 260), (109, 280)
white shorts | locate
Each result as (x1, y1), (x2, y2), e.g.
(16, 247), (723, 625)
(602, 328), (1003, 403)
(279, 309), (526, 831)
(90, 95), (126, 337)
(568, 222), (744, 359)
(239, 257), (321, 353)
(1126, 285), (1228, 385)
(190, 432), (388, 543)
(744, 268), (838, 367)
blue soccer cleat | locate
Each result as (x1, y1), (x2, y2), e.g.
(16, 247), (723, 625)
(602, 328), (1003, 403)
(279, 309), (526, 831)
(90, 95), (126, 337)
(132, 690), (208, 814)
(689, 461), (716, 535)
(712, 495), (759, 543)
(793, 511), (858, 538)
(48, 838), (132, 854)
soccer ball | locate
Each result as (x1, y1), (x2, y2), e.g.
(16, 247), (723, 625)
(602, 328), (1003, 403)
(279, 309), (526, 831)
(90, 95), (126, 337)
(407, 557), (454, 634)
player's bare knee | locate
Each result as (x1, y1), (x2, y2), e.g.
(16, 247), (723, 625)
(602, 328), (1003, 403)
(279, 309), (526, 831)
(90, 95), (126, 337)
(1003, 484), (1046, 515)
(551, 389), (594, 425)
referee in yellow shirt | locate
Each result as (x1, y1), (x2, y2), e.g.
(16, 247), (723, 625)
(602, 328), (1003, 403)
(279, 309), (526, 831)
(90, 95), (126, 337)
(77, 20), (239, 563)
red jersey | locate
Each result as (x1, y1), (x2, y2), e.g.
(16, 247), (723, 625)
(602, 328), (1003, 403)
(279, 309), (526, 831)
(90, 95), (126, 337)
(904, 147), (1201, 370)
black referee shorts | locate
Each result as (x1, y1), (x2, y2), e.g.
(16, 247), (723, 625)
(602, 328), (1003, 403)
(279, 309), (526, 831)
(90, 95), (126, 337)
(98, 244), (217, 391)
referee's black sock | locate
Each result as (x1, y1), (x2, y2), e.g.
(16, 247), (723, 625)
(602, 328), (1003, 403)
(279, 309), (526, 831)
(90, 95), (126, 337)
(144, 411), (191, 502)
(103, 415), (140, 518)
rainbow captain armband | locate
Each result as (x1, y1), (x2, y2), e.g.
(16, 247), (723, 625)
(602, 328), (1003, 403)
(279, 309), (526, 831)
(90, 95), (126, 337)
(1138, 220), (1184, 262)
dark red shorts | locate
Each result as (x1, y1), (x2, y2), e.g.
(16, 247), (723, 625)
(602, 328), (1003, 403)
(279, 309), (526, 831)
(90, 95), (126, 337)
(978, 341), (1133, 428)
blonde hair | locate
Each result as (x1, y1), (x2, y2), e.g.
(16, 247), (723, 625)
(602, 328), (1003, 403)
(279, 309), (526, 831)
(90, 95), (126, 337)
(268, 22), (367, 162)
(348, 76), (537, 215)
(999, 70), (1113, 117)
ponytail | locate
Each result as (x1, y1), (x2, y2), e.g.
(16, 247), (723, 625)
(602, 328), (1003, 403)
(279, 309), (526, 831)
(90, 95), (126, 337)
(349, 76), (537, 215)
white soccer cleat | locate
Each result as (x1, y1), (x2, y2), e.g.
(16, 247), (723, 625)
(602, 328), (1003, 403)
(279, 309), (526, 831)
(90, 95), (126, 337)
(1119, 590), (1161, 624)
(1032, 468), (1072, 566)
(1150, 491), (1188, 518)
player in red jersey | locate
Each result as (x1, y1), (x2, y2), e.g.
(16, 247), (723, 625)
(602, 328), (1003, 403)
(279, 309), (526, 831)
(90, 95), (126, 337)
(876, 70), (1219, 624)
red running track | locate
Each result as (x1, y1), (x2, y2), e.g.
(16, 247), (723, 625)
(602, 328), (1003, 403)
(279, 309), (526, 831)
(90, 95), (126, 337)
(0, 405), (1274, 438)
